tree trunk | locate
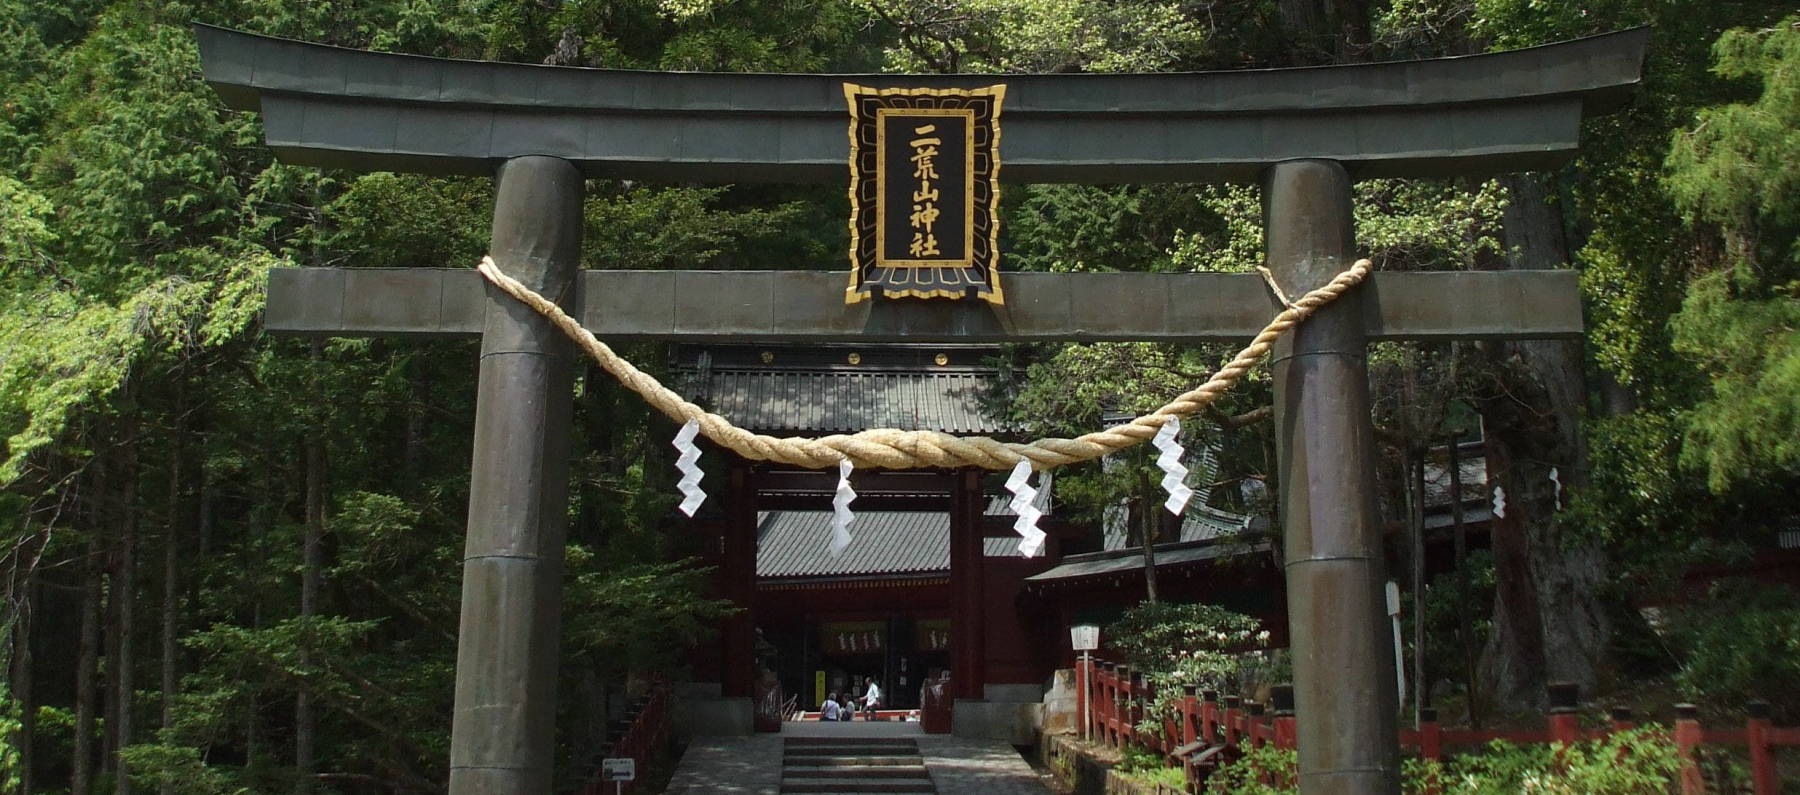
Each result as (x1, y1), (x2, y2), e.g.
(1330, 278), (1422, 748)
(1139, 466), (1159, 605)
(114, 427), (138, 795)
(73, 532), (101, 795)
(296, 341), (326, 795)
(160, 390), (183, 795)
(1476, 174), (1610, 708)
(12, 576), (34, 795)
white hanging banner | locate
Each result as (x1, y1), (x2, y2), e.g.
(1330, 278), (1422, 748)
(1005, 459), (1047, 557)
(672, 419), (706, 517)
(1152, 417), (1193, 515)
(830, 458), (856, 557)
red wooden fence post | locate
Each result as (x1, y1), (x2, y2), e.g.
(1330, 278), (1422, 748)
(1117, 664), (1132, 748)
(1674, 703), (1705, 795)
(1130, 671), (1146, 748)
(1094, 661), (1108, 748)
(1417, 707), (1442, 795)
(1201, 690), (1219, 745)
(1223, 695), (1242, 747)
(1547, 682), (1581, 748)
(1182, 685), (1199, 746)
(1609, 706), (1634, 733)
(1747, 701), (1777, 795)
(1272, 685), (1297, 750)
(1248, 701), (1267, 749)
(1077, 655), (1089, 743)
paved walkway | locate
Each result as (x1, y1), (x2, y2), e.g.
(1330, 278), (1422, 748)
(664, 722), (1048, 794)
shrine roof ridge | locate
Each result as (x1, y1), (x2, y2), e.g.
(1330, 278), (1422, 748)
(195, 24), (1648, 183)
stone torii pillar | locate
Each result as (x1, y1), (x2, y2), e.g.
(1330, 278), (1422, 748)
(195, 23), (1647, 795)
(453, 155), (583, 791)
(1266, 159), (1398, 791)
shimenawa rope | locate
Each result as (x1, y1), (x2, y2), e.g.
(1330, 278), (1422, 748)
(475, 256), (1373, 471)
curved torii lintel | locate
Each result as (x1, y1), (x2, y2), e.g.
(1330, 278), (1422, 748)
(195, 24), (1647, 184)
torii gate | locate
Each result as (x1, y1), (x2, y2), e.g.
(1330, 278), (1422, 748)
(197, 24), (1647, 794)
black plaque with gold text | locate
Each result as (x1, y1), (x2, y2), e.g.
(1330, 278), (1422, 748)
(844, 84), (1005, 304)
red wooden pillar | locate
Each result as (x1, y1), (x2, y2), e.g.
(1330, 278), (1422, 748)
(949, 468), (986, 701)
(1674, 703), (1705, 795)
(720, 463), (757, 698)
(1747, 701), (1777, 795)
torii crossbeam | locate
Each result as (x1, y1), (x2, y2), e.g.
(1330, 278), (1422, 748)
(198, 24), (1646, 795)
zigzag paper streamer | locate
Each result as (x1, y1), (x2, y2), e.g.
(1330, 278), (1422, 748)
(1548, 467), (1562, 511)
(1005, 459), (1047, 557)
(673, 419), (706, 517)
(1153, 417), (1194, 515)
(1491, 485), (1507, 518)
(830, 458), (856, 557)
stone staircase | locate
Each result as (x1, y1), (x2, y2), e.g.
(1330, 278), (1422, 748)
(780, 736), (936, 793)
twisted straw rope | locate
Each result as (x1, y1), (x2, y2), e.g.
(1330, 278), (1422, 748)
(476, 256), (1373, 471)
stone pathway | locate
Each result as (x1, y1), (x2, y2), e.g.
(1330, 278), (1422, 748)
(916, 736), (1048, 794)
(665, 722), (1047, 794)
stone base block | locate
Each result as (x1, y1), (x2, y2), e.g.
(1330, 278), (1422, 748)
(952, 699), (1044, 745)
(673, 696), (753, 739)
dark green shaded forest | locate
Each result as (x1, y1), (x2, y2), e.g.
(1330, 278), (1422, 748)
(0, 0), (1796, 792)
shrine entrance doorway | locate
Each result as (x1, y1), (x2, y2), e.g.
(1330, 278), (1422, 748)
(679, 344), (1066, 735)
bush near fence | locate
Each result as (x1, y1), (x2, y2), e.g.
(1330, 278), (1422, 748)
(1077, 659), (1798, 794)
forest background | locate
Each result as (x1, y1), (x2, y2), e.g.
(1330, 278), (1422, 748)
(0, 0), (1797, 792)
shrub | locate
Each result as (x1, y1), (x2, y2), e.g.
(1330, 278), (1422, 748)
(1442, 728), (1680, 794)
(1665, 580), (1800, 721)
(1105, 601), (1275, 740)
(1199, 729), (1678, 794)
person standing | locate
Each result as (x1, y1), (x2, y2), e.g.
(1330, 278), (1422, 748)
(860, 676), (882, 721)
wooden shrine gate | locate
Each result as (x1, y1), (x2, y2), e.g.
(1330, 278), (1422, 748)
(196, 24), (1647, 795)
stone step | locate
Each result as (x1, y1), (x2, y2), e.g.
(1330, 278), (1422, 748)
(783, 765), (933, 779)
(779, 778), (936, 793)
(784, 756), (925, 767)
(786, 746), (920, 755)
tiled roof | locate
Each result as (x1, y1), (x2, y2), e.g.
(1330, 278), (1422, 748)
(1023, 538), (1271, 585)
(675, 345), (1012, 435)
(700, 368), (1007, 434)
(755, 508), (1028, 579)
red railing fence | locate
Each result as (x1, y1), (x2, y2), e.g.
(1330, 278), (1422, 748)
(580, 679), (671, 795)
(1078, 658), (1798, 794)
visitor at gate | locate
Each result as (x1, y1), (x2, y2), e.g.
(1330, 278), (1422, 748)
(821, 692), (841, 722)
(859, 676), (882, 721)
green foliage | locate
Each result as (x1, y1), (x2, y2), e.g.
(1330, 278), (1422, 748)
(1200, 730), (1678, 794)
(118, 743), (248, 795)
(1117, 743), (1191, 787)
(0, 681), (22, 793)
(563, 553), (738, 673)
(1204, 745), (1298, 794)
(1106, 601), (1275, 737)
(1663, 17), (1800, 491)
(1440, 729), (1681, 794)
(1665, 580), (1800, 721)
